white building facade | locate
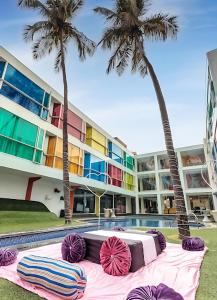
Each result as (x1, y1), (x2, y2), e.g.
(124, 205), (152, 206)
(0, 46), (215, 217)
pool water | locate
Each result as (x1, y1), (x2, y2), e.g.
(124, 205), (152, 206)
(89, 217), (175, 229)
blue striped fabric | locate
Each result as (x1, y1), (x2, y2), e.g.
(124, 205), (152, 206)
(17, 255), (87, 299)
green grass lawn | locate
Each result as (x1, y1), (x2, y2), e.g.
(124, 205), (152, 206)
(0, 211), (80, 234)
(0, 227), (216, 299)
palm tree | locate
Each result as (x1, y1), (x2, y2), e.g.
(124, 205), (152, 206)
(94, 0), (190, 238)
(18, 0), (95, 224)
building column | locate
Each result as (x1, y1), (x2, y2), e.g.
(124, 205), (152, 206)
(25, 177), (41, 201)
(95, 194), (100, 216)
(157, 194), (163, 214)
(125, 196), (132, 214)
(135, 195), (140, 214)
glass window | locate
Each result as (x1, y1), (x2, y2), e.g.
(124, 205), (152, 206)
(161, 175), (173, 190)
(44, 92), (50, 108)
(158, 156), (170, 169)
(41, 108), (49, 120)
(73, 189), (95, 213)
(100, 194), (113, 213)
(138, 176), (156, 191)
(186, 172), (209, 188)
(0, 108), (38, 146)
(114, 197), (126, 214)
(84, 152), (107, 182)
(182, 151), (205, 167)
(5, 64), (44, 105)
(137, 157), (155, 171)
(0, 83), (41, 116)
(36, 129), (44, 149)
(34, 150), (42, 163)
(0, 61), (5, 77)
(0, 135), (34, 161)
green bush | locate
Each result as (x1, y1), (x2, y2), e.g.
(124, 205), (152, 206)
(0, 198), (49, 212)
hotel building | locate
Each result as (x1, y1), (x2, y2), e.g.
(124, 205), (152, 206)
(0, 46), (137, 217)
(0, 46), (215, 216)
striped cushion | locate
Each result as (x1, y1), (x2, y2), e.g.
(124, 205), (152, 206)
(17, 255), (87, 300)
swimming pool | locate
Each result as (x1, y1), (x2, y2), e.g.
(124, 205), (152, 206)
(88, 217), (175, 228)
(0, 216), (203, 248)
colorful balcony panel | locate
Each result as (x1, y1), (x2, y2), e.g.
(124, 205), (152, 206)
(124, 152), (135, 171)
(0, 61), (5, 77)
(45, 137), (83, 176)
(84, 152), (107, 182)
(0, 64), (50, 119)
(0, 108), (44, 163)
(108, 142), (123, 164)
(51, 103), (86, 142)
(108, 164), (123, 187)
(86, 127), (107, 155)
(124, 172), (135, 191)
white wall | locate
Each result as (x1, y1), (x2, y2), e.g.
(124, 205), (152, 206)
(0, 172), (28, 200)
(31, 178), (64, 216)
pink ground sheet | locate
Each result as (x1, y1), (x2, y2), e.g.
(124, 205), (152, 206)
(0, 242), (206, 300)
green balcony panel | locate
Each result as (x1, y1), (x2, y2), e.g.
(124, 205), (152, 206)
(34, 150), (42, 163)
(0, 136), (34, 161)
(0, 108), (38, 147)
(37, 129), (44, 149)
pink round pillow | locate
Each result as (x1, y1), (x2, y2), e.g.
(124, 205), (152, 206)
(100, 236), (131, 276)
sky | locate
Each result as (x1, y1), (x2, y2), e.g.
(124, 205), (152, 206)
(0, 0), (217, 154)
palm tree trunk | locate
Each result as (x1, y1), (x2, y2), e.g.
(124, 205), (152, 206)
(141, 51), (190, 238)
(60, 34), (72, 224)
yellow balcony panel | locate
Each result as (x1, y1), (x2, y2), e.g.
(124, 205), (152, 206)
(86, 138), (107, 155)
(86, 127), (107, 147)
(47, 137), (57, 156)
(45, 156), (55, 168)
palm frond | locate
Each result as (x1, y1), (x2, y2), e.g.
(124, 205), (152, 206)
(94, 7), (117, 21)
(17, 0), (49, 16)
(32, 34), (56, 60)
(131, 39), (147, 77)
(67, 26), (96, 60)
(23, 21), (51, 41)
(142, 14), (178, 40)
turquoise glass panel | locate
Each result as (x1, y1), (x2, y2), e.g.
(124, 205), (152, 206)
(0, 61), (5, 77)
(5, 64), (44, 104)
(0, 108), (38, 147)
(41, 108), (49, 120)
(44, 92), (50, 107)
(37, 129), (44, 149)
(34, 150), (42, 163)
(0, 83), (41, 117)
(0, 136), (34, 160)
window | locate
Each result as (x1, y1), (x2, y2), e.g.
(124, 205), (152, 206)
(124, 172), (135, 191)
(124, 152), (135, 170)
(0, 108), (43, 162)
(51, 103), (86, 142)
(84, 152), (107, 182)
(138, 176), (156, 191)
(108, 164), (122, 187)
(0, 61), (5, 77)
(137, 157), (155, 171)
(1, 64), (50, 119)
(45, 137), (83, 176)
(86, 127), (107, 155)
(108, 142), (123, 164)
(5, 64), (44, 104)
(114, 197), (126, 214)
(158, 155), (170, 169)
(161, 175), (173, 190)
(100, 194), (113, 213)
(73, 189), (95, 213)
(181, 150), (205, 167)
(186, 172), (209, 188)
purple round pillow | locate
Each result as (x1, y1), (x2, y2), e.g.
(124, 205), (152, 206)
(126, 283), (184, 300)
(61, 233), (86, 263)
(182, 237), (205, 251)
(0, 248), (18, 266)
(112, 226), (125, 231)
(146, 230), (166, 251)
(126, 285), (156, 299)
